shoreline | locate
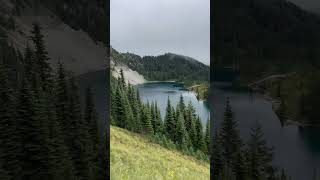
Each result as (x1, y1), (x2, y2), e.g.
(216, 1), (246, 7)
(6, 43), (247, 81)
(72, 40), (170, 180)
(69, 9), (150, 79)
(138, 80), (208, 101)
(250, 87), (320, 128)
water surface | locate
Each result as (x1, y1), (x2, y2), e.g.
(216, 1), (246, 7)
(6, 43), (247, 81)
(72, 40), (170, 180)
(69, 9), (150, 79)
(136, 82), (210, 124)
(211, 85), (320, 180)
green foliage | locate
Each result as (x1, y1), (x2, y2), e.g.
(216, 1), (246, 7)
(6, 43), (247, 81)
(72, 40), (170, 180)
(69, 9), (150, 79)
(0, 24), (106, 180)
(110, 126), (209, 179)
(111, 48), (209, 89)
(111, 74), (209, 161)
(212, 98), (288, 180)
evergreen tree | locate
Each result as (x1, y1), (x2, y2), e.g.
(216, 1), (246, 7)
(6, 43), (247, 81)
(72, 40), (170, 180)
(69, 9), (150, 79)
(23, 44), (38, 91)
(30, 22), (52, 91)
(0, 64), (20, 179)
(127, 83), (140, 132)
(234, 149), (247, 180)
(113, 85), (125, 128)
(16, 78), (49, 179)
(175, 108), (188, 148)
(195, 116), (205, 151)
(154, 102), (163, 134)
(178, 94), (186, 114)
(204, 118), (210, 154)
(212, 131), (223, 180)
(246, 122), (274, 180)
(141, 104), (154, 135)
(151, 102), (156, 133)
(185, 102), (197, 147)
(164, 98), (175, 141)
(67, 76), (91, 179)
(84, 87), (100, 179)
(220, 98), (241, 172)
(55, 62), (70, 141)
(123, 92), (134, 131)
(119, 69), (125, 89)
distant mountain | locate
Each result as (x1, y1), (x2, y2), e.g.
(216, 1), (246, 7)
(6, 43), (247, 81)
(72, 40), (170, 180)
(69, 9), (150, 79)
(213, 0), (320, 81)
(111, 48), (209, 86)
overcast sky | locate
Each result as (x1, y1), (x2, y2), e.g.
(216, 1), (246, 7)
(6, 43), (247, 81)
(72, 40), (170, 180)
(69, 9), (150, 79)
(111, 0), (210, 65)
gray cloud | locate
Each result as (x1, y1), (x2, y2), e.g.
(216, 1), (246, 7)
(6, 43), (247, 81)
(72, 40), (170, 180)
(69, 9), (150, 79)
(111, 0), (210, 65)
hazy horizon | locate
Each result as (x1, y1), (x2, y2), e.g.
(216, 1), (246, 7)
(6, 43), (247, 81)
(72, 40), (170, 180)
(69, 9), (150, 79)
(111, 0), (210, 65)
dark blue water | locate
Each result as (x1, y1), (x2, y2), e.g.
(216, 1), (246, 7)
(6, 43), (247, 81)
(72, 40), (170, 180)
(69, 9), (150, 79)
(211, 85), (320, 180)
(136, 82), (210, 124)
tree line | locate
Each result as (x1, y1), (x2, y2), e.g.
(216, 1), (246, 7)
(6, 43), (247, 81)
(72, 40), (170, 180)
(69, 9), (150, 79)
(0, 23), (107, 180)
(111, 70), (210, 160)
(212, 98), (290, 180)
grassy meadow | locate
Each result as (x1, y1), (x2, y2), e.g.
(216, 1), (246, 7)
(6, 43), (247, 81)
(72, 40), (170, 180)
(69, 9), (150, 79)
(110, 126), (210, 180)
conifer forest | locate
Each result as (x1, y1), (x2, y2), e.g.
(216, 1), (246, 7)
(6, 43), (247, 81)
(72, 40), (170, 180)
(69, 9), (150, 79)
(0, 23), (107, 180)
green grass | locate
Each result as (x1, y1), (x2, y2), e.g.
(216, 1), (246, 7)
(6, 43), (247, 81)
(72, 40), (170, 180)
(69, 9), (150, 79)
(110, 126), (210, 180)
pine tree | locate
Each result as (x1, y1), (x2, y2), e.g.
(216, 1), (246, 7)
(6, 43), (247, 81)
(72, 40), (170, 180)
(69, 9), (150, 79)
(220, 98), (241, 171)
(68, 76), (91, 179)
(55, 62), (70, 141)
(212, 131), (223, 180)
(119, 69), (125, 89)
(113, 85), (125, 128)
(175, 110), (188, 149)
(84, 87), (100, 179)
(154, 102), (163, 134)
(204, 118), (210, 154)
(127, 84), (140, 132)
(195, 116), (205, 151)
(234, 149), (247, 180)
(0, 64), (20, 179)
(23, 44), (39, 91)
(185, 102), (197, 146)
(246, 122), (274, 180)
(151, 102), (156, 133)
(31, 22), (52, 91)
(141, 104), (154, 135)
(123, 93), (134, 131)
(164, 98), (175, 141)
(16, 78), (50, 179)
(178, 94), (186, 113)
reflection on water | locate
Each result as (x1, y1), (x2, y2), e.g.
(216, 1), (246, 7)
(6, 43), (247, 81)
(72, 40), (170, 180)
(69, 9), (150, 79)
(211, 85), (320, 180)
(136, 82), (210, 124)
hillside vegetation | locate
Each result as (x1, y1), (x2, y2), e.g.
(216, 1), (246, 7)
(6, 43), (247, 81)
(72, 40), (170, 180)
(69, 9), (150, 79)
(111, 48), (209, 86)
(110, 126), (210, 180)
(111, 48), (210, 99)
(213, 0), (320, 125)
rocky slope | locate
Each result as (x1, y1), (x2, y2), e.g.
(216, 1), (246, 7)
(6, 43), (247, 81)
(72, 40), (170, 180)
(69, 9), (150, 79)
(0, 0), (107, 75)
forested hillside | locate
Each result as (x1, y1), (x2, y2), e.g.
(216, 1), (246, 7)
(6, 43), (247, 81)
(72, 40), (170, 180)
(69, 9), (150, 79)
(112, 48), (209, 86)
(213, 0), (320, 81)
(213, 0), (320, 125)
(111, 48), (210, 99)
(0, 23), (107, 179)
(111, 72), (210, 161)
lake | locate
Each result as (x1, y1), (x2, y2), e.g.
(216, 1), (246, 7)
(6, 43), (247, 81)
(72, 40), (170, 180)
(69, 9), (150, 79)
(136, 82), (210, 125)
(211, 84), (320, 180)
